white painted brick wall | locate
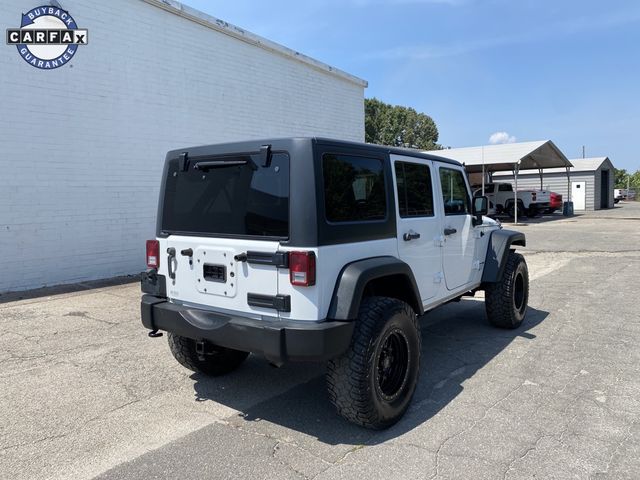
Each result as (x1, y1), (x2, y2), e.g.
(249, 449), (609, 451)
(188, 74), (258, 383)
(0, 0), (365, 292)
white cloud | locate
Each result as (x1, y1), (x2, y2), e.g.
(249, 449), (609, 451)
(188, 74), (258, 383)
(489, 131), (516, 144)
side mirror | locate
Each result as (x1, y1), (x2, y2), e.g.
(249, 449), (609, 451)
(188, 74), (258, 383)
(472, 196), (488, 226)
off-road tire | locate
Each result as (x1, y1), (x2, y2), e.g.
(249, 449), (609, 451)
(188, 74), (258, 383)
(326, 297), (421, 429)
(485, 251), (529, 329)
(167, 333), (249, 376)
(505, 200), (525, 220)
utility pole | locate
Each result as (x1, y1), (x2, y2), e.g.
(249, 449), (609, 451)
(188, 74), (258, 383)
(582, 145), (585, 158)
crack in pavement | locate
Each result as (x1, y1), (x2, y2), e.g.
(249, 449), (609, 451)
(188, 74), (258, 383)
(594, 420), (636, 477)
(0, 433), (69, 452)
(427, 382), (528, 479)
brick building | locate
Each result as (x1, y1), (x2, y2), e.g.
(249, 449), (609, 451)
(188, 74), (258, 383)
(0, 0), (367, 292)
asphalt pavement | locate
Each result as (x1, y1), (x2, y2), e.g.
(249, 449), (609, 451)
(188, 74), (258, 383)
(1, 203), (639, 479)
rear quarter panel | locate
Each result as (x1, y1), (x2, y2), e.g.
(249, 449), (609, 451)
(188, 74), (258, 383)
(278, 239), (399, 321)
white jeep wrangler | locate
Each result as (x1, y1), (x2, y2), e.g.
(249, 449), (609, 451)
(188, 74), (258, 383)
(141, 138), (529, 429)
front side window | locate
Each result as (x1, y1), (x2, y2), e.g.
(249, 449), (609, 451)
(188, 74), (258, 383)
(395, 161), (434, 217)
(439, 168), (471, 215)
(322, 154), (386, 222)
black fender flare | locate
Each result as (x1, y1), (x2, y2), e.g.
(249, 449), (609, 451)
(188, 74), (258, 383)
(481, 229), (526, 283)
(327, 256), (424, 320)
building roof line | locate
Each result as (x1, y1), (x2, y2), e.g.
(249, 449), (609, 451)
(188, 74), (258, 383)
(143, 0), (368, 88)
(426, 140), (573, 173)
(494, 157), (613, 175)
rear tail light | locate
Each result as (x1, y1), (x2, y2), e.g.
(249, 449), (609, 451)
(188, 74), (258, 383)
(146, 240), (160, 268)
(289, 251), (316, 287)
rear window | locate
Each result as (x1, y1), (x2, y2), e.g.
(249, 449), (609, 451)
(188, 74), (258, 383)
(322, 153), (386, 223)
(161, 152), (289, 238)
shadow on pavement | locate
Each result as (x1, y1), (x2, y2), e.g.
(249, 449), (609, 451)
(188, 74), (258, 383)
(499, 212), (578, 226)
(191, 299), (549, 446)
(0, 275), (138, 304)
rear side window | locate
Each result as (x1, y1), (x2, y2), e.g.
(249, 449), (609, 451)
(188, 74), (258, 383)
(322, 154), (386, 223)
(161, 152), (289, 238)
(395, 161), (434, 217)
(439, 168), (470, 215)
(498, 183), (513, 192)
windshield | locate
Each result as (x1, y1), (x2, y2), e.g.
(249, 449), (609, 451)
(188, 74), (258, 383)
(160, 152), (289, 238)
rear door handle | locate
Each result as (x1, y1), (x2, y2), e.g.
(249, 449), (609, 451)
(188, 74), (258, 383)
(167, 247), (176, 279)
(444, 228), (457, 236)
(403, 230), (421, 241)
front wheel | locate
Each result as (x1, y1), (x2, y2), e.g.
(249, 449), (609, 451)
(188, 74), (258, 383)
(326, 297), (421, 429)
(484, 251), (529, 329)
(167, 333), (249, 376)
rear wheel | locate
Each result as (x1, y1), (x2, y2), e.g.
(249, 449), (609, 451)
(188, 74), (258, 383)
(326, 297), (421, 429)
(484, 251), (529, 329)
(505, 201), (525, 220)
(167, 333), (249, 376)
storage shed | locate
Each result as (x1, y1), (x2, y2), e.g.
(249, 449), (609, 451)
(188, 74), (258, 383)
(0, 0), (367, 292)
(494, 157), (616, 211)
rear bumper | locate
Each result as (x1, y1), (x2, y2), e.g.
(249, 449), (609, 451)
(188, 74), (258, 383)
(141, 295), (355, 365)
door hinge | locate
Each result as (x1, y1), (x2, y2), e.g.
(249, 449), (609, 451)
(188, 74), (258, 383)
(433, 272), (444, 284)
(434, 235), (445, 247)
(473, 260), (483, 270)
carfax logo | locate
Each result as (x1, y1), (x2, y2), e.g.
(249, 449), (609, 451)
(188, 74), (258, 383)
(6, 5), (88, 70)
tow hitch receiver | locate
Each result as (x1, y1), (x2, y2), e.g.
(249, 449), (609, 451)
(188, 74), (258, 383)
(195, 340), (216, 360)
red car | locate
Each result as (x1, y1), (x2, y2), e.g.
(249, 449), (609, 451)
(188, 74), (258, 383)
(546, 192), (563, 213)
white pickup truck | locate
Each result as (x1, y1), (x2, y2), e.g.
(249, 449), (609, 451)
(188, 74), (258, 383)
(473, 182), (551, 218)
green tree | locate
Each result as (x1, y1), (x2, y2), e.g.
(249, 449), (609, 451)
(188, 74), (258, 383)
(614, 168), (628, 188)
(630, 170), (640, 194)
(365, 98), (440, 150)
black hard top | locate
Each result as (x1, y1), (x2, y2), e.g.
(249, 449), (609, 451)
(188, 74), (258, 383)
(166, 137), (462, 167)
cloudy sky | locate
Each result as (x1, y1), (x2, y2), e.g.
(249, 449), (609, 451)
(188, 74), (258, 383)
(184, 0), (639, 170)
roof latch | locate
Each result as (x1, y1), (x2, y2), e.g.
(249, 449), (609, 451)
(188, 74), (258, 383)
(178, 152), (189, 172)
(260, 144), (272, 167)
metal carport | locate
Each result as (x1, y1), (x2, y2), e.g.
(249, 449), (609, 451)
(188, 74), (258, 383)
(426, 141), (574, 223)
